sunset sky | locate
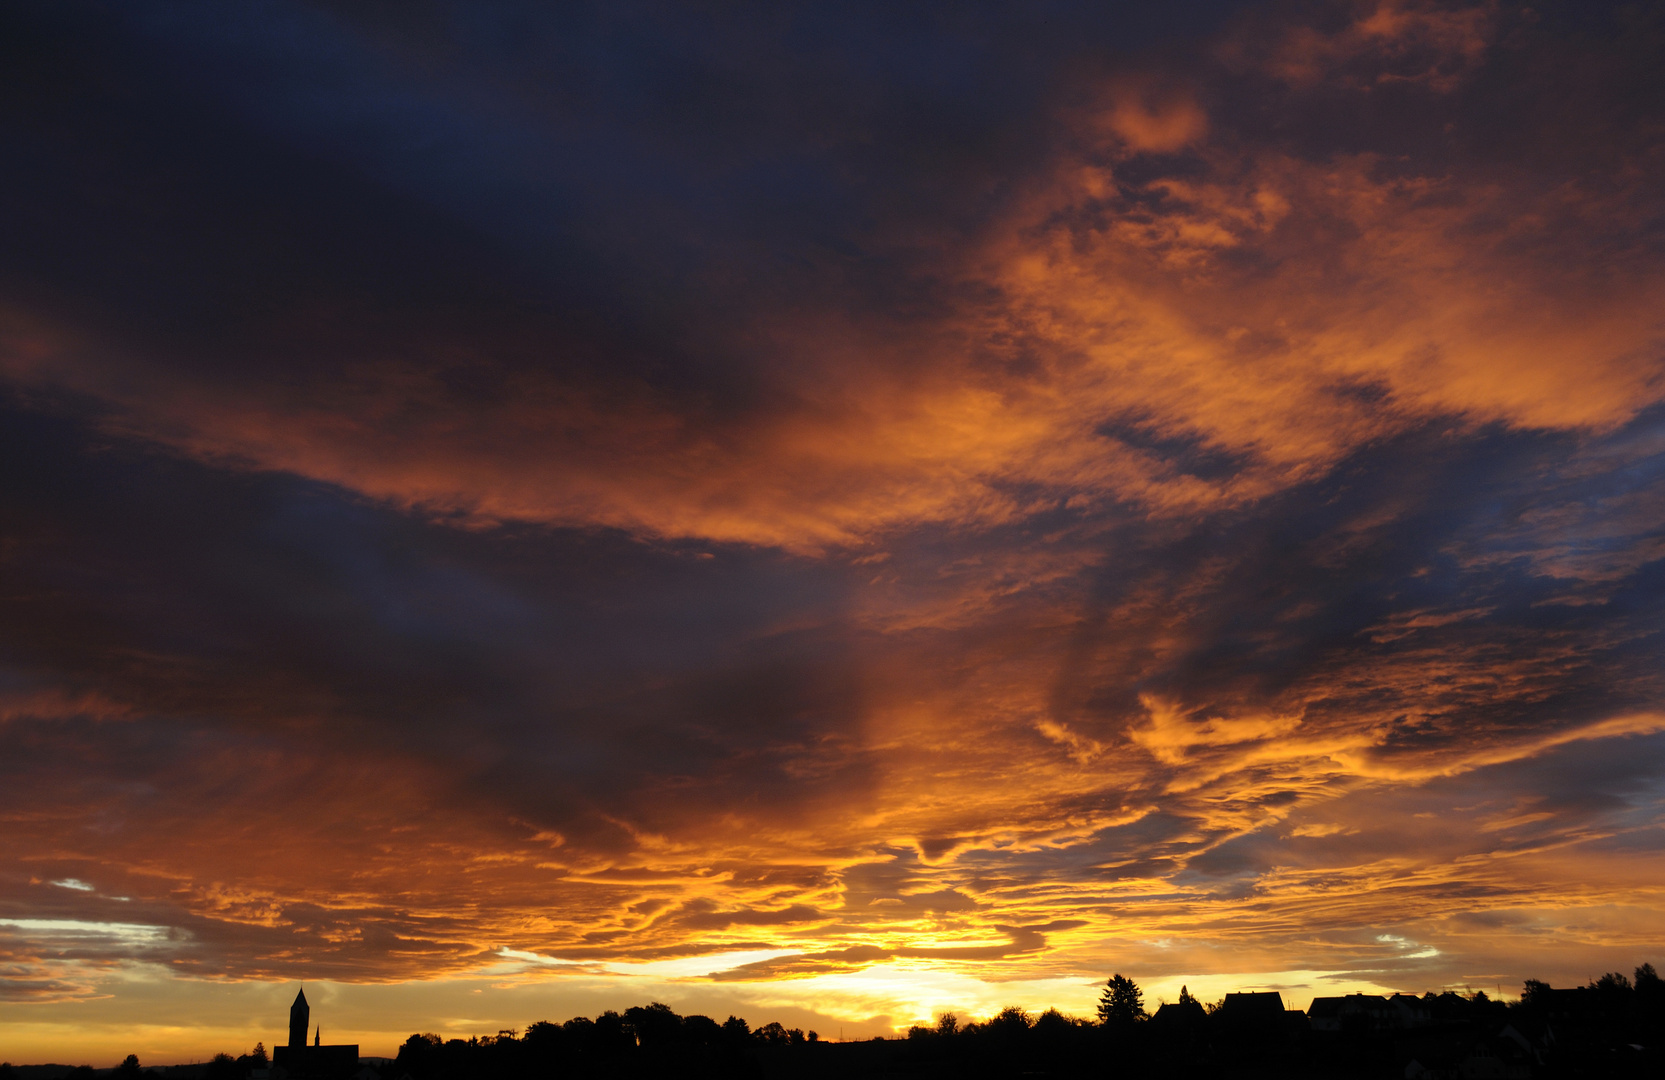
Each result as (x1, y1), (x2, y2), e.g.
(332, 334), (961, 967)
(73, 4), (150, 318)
(3, 0), (1664, 1065)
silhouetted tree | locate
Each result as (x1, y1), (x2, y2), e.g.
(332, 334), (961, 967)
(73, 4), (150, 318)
(1033, 1008), (1073, 1036)
(593, 1009), (633, 1056)
(393, 1032), (441, 1079)
(683, 1012), (723, 1050)
(0, 1062), (15, 1080)
(523, 1020), (562, 1047)
(1638, 963), (1665, 1039)
(936, 1011), (960, 1037)
(205, 1052), (240, 1080)
(116, 1055), (142, 1079)
(624, 1001), (680, 1048)
(1178, 985), (1199, 1006)
(1098, 974), (1146, 1025)
(1636, 963), (1663, 1009)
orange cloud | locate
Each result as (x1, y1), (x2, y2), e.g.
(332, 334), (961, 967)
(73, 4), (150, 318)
(1222, 0), (1496, 91)
(1099, 81), (1210, 153)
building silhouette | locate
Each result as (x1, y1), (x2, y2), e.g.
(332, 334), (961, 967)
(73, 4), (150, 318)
(1215, 990), (1287, 1027)
(1309, 992), (1439, 1033)
(289, 987), (309, 1049)
(272, 986), (359, 1079)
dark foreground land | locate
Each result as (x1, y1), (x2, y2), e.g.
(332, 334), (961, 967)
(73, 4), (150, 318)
(5, 968), (1661, 1080)
(378, 980), (1660, 1079)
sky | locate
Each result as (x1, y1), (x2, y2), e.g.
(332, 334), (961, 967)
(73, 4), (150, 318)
(2, 0), (1664, 1065)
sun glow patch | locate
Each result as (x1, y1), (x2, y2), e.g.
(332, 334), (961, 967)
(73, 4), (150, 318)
(726, 961), (1102, 1030)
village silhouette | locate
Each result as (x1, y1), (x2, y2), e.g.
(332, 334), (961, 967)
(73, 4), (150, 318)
(4, 962), (1660, 1079)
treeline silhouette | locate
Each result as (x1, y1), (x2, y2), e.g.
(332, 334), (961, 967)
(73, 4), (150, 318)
(3, 963), (1659, 1079)
(380, 965), (1665, 1078)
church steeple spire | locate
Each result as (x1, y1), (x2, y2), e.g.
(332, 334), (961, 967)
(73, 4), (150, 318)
(288, 985), (310, 1049)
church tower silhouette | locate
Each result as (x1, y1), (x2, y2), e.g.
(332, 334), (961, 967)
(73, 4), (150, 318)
(289, 986), (310, 1049)
(274, 984), (357, 1078)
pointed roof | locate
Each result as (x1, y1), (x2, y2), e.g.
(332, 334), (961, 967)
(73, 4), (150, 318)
(293, 985), (308, 1006)
(1219, 990), (1285, 1015)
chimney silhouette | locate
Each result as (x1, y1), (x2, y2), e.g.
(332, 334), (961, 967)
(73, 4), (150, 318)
(288, 986), (309, 1049)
